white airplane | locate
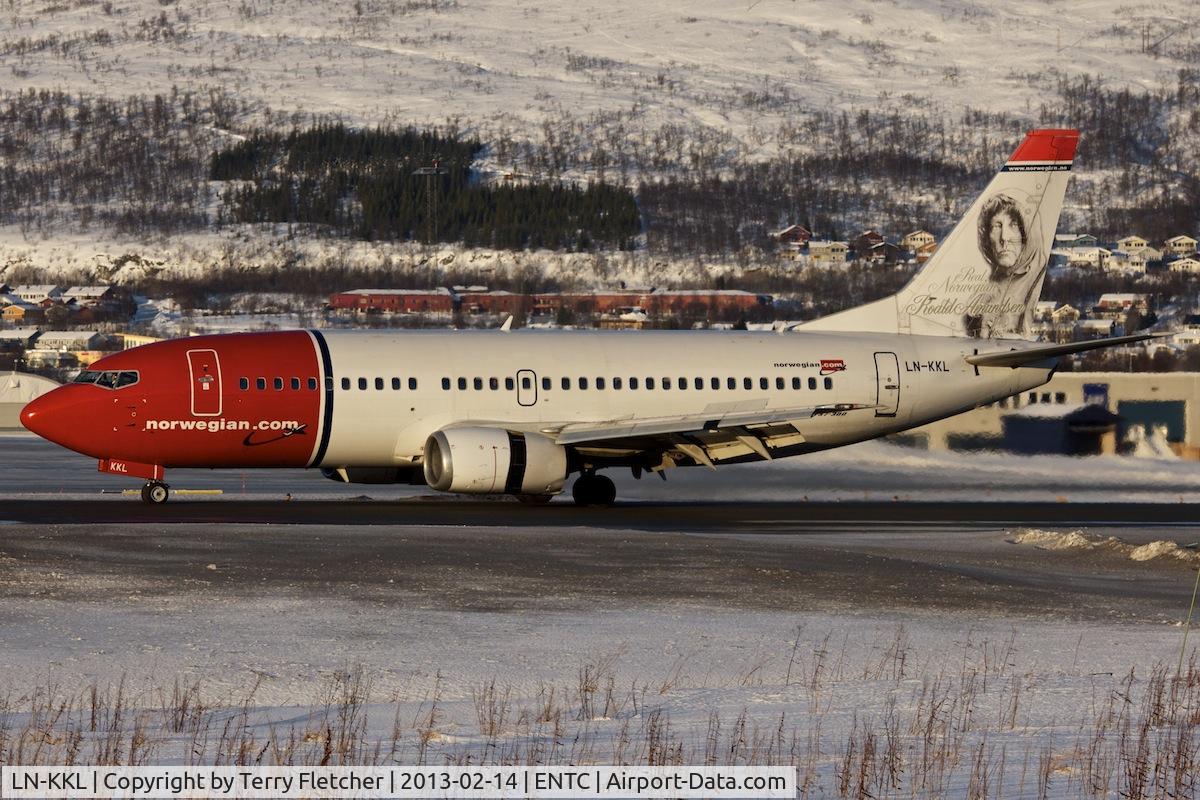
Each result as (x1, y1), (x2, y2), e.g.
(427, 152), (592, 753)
(21, 128), (1153, 505)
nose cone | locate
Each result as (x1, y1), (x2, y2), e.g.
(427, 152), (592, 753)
(21, 386), (94, 454)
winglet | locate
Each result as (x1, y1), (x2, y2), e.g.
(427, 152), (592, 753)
(500, 315), (514, 331)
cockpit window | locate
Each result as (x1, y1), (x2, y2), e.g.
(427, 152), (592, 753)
(73, 370), (139, 389)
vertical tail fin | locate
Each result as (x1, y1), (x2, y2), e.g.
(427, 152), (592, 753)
(801, 129), (1079, 340)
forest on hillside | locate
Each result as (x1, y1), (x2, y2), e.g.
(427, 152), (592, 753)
(0, 70), (1197, 260)
(212, 124), (641, 251)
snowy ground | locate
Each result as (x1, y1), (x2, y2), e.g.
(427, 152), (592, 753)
(4, 433), (1200, 791)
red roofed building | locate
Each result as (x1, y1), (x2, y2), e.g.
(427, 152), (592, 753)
(329, 289), (456, 313)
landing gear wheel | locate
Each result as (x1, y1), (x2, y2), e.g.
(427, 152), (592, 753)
(572, 474), (616, 507)
(141, 481), (170, 505)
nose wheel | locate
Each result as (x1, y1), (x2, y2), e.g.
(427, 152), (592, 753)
(572, 473), (616, 507)
(140, 481), (170, 504)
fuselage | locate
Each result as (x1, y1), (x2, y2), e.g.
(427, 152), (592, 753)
(21, 328), (1052, 474)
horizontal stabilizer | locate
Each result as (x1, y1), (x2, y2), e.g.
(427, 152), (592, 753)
(965, 333), (1164, 368)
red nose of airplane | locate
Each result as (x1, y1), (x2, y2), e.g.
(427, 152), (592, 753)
(21, 386), (92, 454)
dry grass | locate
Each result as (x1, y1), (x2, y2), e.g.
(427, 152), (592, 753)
(1, 628), (1198, 798)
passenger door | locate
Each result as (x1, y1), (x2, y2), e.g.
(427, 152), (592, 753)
(187, 349), (223, 416)
(516, 369), (537, 407)
(874, 352), (899, 417)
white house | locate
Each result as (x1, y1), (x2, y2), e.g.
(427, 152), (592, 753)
(1109, 250), (1150, 274)
(1117, 235), (1148, 251)
(1063, 247), (1111, 269)
(1077, 319), (1120, 339)
(10, 285), (63, 305)
(1170, 257), (1200, 274)
(35, 330), (105, 351)
(1165, 235), (1198, 256)
(62, 285), (115, 307)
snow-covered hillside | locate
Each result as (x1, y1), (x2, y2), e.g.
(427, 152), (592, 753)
(1, 0), (1197, 285)
(4, 0), (1195, 145)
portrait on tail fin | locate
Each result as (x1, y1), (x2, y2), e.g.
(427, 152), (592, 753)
(964, 189), (1049, 338)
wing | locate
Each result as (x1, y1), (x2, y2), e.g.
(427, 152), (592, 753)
(965, 332), (1163, 368)
(540, 400), (879, 469)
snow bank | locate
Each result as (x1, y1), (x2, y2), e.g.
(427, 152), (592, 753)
(1008, 528), (1200, 565)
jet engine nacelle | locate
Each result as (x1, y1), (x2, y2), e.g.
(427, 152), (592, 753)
(423, 427), (567, 495)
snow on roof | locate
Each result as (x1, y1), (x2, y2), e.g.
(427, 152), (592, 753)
(11, 285), (61, 293)
(37, 330), (102, 344)
(655, 289), (756, 296)
(0, 327), (40, 340)
(1098, 293), (1143, 302)
(340, 288), (453, 296)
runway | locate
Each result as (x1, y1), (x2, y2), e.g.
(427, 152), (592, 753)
(5, 497), (1200, 528)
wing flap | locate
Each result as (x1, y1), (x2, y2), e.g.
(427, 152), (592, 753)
(554, 403), (876, 446)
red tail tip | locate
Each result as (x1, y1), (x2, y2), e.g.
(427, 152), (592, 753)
(1009, 128), (1079, 163)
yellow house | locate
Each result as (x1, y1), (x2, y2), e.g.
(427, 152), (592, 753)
(901, 230), (936, 251)
(120, 333), (163, 350)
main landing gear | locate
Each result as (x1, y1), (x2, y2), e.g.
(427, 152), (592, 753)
(572, 472), (616, 507)
(140, 481), (170, 505)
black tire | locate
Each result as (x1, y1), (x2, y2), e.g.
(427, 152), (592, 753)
(141, 482), (169, 504)
(572, 474), (616, 507)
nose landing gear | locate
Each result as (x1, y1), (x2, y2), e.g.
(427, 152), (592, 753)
(140, 481), (170, 504)
(572, 472), (616, 507)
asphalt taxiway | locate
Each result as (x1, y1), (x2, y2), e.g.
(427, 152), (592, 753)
(4, 497), (1200, 528)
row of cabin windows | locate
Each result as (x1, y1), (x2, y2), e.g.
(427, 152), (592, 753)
(237, 377), (421, 391)
(239, 376), (320, 391)
(235, 375), (835, 393)
(439, 375), (835, 391)
(340, 377), (420, 391)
